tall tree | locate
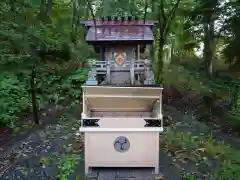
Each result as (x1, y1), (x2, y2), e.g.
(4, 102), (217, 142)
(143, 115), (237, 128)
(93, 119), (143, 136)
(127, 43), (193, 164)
(46, 0), (53, 17)
(190, 0), (221, 78)
(223, 0), (240, 70)
(202, 0), (219, 78)
(9, 0), (15, 11)
(154, 0), (181, 84)
(71, 0), (78, 43)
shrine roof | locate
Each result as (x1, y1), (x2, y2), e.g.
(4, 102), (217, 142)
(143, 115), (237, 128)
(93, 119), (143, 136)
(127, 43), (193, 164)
(80, 20), (157, 27)
(81, 17), (156, 42)
(85, 26), (154, 42)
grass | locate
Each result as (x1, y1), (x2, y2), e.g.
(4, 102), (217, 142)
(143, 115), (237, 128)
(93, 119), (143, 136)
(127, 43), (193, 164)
(163, 61), (240, 179)
(163, 63), (213, 95)
(163, 61), (237, 97)
(57, 156), (77, 180)
(39, 156), (52, 166)
(164, 127), (240, 180)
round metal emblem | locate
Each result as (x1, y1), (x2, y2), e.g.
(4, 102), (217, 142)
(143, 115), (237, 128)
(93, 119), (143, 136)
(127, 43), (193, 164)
(114, 136), (130, 153)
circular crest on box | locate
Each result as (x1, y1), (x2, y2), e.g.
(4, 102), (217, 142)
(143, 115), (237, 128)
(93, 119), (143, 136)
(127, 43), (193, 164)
(114, 136), (130, 153)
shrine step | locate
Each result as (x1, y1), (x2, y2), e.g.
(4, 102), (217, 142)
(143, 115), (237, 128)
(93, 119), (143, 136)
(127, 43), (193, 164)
(87, 167), (161, 180)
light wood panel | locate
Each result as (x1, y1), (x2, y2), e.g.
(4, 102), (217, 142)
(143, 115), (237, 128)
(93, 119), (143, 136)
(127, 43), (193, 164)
(82, 86), (163, 97)
(85, 132), (159, 173)
(86, 97), (156, 111)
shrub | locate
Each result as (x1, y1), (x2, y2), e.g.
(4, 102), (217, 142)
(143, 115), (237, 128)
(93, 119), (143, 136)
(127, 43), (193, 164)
(0, 72), (30, 126)
(229, 94), (240, 131)
(0, 66), (88, 127)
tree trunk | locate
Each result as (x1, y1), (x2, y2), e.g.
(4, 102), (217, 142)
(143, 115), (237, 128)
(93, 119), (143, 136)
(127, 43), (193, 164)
(203, 11), (215, 79)
(209, 20), (215, 75)
(203, 23), (211, 78)
(76, 0), (81, 31)
(9, 0), (15, 11)
(30, 64), (39, 125)
(85, 3), (89, 19)
(40, 0), (46, 20)
(130, 0), (135, 16)
(155, 35), (165, 84)
(46, 0), (53, 17)
(151, 0), (155, 12)
(71, 0), (77, 43)
(154, 0), (181, 84)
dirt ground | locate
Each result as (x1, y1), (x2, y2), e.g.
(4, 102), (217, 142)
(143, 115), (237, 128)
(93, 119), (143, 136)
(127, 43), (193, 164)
(0, 102), (239, 180)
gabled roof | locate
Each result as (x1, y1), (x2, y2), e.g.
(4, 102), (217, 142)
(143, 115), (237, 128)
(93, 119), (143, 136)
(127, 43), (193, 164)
(86, 26), (154, 41)
(81, 19), (156, 42)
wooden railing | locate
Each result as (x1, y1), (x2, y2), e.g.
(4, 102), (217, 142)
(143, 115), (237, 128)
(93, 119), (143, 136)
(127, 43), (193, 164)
(133, 60), (145, 70)
(87, 59), (155, 84)
(93, 61), (107, 69)
(89, 59), (147, 71)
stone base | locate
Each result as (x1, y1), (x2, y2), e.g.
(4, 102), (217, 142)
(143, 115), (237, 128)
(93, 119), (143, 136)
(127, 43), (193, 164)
(86, 80), (98, 85)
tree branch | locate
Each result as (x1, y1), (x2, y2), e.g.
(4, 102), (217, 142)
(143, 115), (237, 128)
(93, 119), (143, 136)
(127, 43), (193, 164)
(160, 0), (166, 22)
(157, 3), (164, 33)
(163, 0), (181, 36)
(86, 0), (97, 38)
(143, 0), (148, 24)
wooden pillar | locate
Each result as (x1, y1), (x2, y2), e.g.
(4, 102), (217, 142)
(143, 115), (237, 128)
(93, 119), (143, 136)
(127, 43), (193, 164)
(159, 92), (163, 127)
(130, 60), (134, 84)
(133, 47), (136, 60)
(130, 47), (136, 85)
(137, 44), (140, 60)
(150, 42), (155, 63)
(106, 47), (110, 84)
(82, 92), (86, 119)
(100, 46), (104, 61)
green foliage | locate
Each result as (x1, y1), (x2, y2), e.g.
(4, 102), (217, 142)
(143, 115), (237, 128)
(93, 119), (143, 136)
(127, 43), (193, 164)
(65, 68), (88, 98)
(215, 160), (240, 180)
(166, 128), (240, 179)
(0, 0), (93, 128)
(101, 0), (145, 18)
(37, 67), (88, 104)
(39, 156), (52, 166)
(0, 0), (240, 179)
(0, 66), (88, 127)
(222, 1), (240, 68)
(229, 93), (240, 130)
(0, 72), (30, 126)
(163, 64), (211, 93)
(57, 156), (76, 180)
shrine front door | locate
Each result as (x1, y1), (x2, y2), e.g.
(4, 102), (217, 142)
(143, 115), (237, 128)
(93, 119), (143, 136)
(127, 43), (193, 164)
(110, 52), (131, 84)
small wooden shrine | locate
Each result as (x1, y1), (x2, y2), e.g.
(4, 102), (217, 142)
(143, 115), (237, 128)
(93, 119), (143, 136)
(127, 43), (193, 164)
(80, 16), (156, 85)
(79, 17), (163, 177)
